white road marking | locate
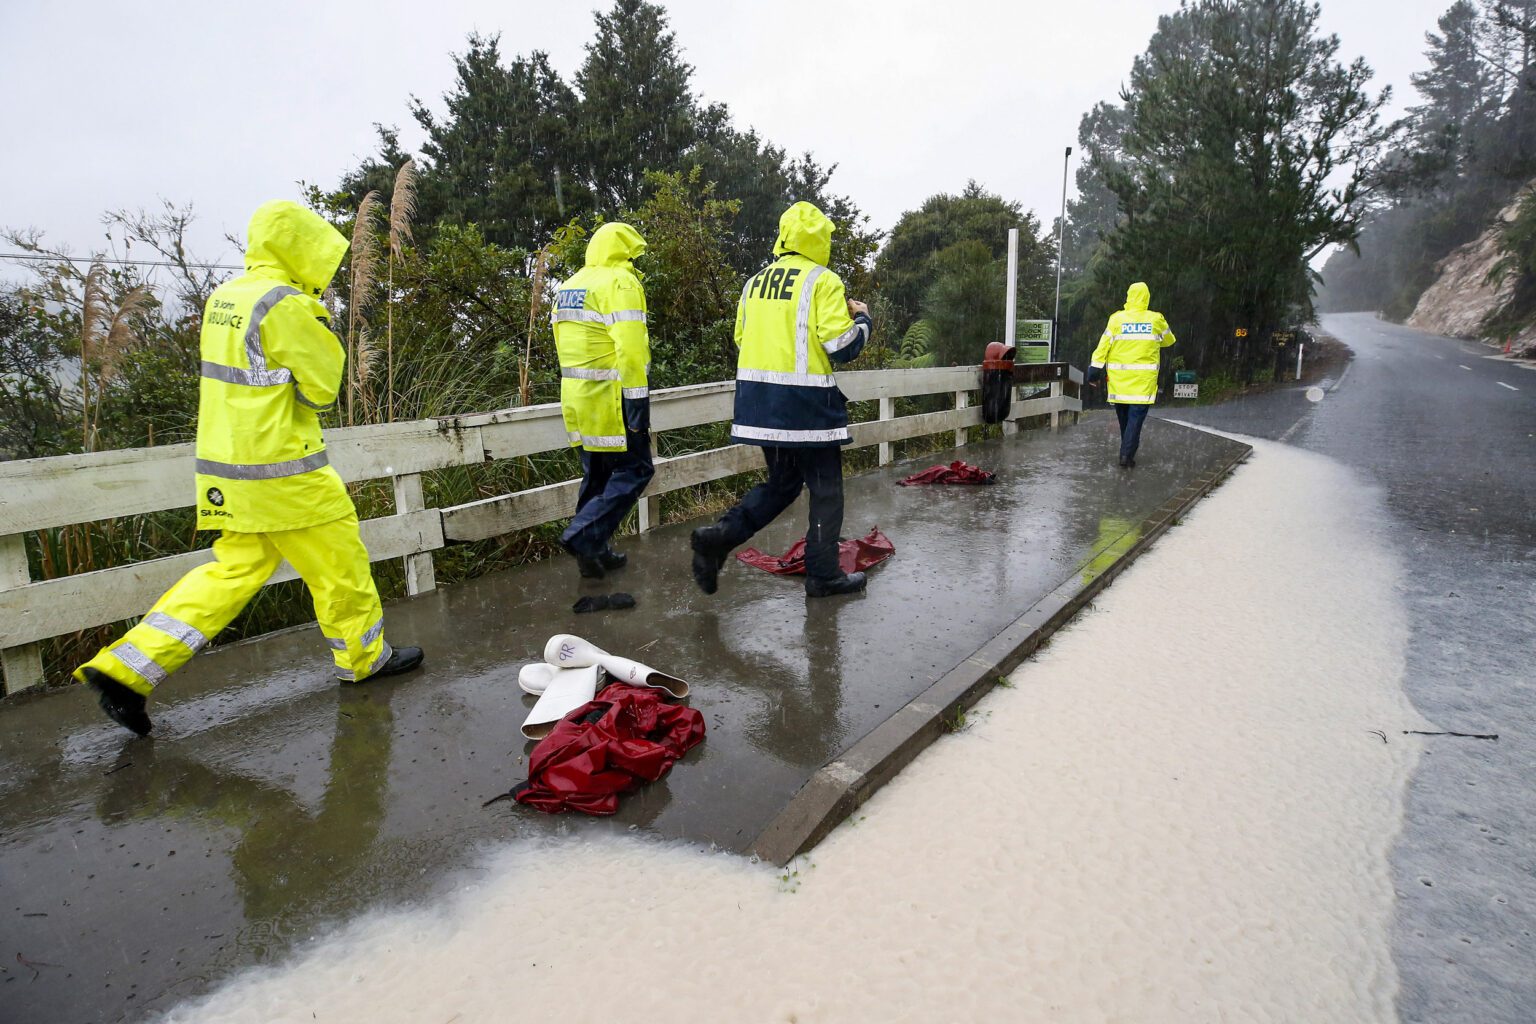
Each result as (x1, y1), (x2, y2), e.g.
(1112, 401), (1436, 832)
(1459, 364), (1472, 370)
(1497, 382), (1519, 391)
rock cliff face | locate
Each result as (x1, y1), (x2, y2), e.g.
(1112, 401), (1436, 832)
(1407, 189), (1527, 338)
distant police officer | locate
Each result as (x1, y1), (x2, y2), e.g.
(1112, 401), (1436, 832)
(77, 200), (424, 737)
(552, 222), (656, 579)
(1087, 282), (1176, 467)
(690, 202), (873, 598)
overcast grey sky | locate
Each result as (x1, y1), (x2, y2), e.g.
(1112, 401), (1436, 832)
(1, 0), (1455, 268)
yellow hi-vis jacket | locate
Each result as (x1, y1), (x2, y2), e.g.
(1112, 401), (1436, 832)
(731, 201), (870, 447)
(552, 222), (650, 452)
(195, 200), (353, 533)
(1090, 282), (1176, 405)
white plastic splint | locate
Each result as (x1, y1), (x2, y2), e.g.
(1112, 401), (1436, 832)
(542, 634), (689, 697)
(517, 634), (690, 740)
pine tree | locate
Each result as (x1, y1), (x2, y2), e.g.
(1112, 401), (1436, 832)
(576, 0), (698, 213)
(1410, 2), (1494, 160)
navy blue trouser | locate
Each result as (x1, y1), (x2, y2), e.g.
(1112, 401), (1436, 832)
(1114, 403), (1150, 461)
(717, 445), (845, 581)
(561, 429), (655, 557)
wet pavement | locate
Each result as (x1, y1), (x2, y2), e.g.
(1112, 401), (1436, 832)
(0, 419), (1246, 1023)
(1157, 312), (1536, 1023)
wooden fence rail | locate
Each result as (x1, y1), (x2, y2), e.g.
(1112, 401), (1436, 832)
(0, 364), (1081, 694)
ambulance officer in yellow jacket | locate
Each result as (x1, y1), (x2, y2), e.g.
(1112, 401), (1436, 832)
(76, 200), (423, 736)
(1087, 282), (1176, 467)
(690, 202), (873, 598)
(552, 222), (656, 579)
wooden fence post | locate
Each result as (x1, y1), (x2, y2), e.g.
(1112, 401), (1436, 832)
(637, 430), (662, 533)
(1049, 379), (1062, 432)
(392, 473), (437, 596)
(877, 397), (895, 466)
(0, 534), (44, 695)
(954, 390), (969, 448)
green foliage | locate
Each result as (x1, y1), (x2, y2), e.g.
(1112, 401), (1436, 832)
(876, 182), (1048, 334)
(1318, 1), (1536, 320)
(0, 292), (74, 458)
(576, 0), (698, 213)
(921, 241), (1006, 365)
(1074, 0), (1393, 378)
(1482, 186), (1536, 334)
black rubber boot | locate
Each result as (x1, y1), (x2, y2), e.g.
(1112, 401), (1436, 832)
(370, 645), (424, 679)
(805, 571), (867, 598)
(560, 539), (606, 579)
(82, 666), (152, 737)
(690, 525), (732, 595)
(597, 547), (628, 571)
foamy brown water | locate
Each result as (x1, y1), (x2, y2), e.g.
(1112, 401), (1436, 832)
(159, 441), (1425, 1024)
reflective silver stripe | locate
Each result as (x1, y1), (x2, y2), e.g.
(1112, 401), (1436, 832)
(144, 612), (207, 653)
(200, 360), (293, 387)
(552, 308), (646, 326)
(337, 640), (393, 681)
(731, 423), (850, 443)
(293, 385), (333, 410)
(1090, 361), (1106, 369)
(567, 430), (584, 444)
(579, 433), (626, 448)
(362, 618), (385, 648)
(622, 386), (649, 399)
(245, 285), (300, 376)
(553, 309), (608, 324)
(794, 266), (827, 375)
(1154, 331), (1169, 342)
(561, 367), (621, 381)
(1105, 362), (1159, 371)
(196, 450), (330, 480)
(110, 642), (167, 686)
(1107, 393), (1155, 403)
(324, 636), (347, 651)
(736, 367), (838, 388)
(823, 320), (867, 355)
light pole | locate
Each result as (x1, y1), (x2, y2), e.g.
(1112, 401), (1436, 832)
(1052, 145), (1072, 362)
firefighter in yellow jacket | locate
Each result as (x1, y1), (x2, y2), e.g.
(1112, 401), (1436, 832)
(76, 200), (423, 737)
(689, 202), (873, 597)
(1087, 282), (1176, 467)
(552, 222), (656, 579)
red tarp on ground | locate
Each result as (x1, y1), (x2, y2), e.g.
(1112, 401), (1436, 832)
(898, 460), (996, 486)
(511, 683), (705, 815)
(736, 527), (895, 576)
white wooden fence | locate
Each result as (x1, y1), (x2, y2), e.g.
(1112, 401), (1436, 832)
(0, 364), (1081, 695)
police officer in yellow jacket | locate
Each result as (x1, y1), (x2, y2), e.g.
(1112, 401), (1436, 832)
(1087, 282), (1176, 467)
(552, 222), (656, 578)
(76, 200), (423, 736)
(690, 202), (873, 598)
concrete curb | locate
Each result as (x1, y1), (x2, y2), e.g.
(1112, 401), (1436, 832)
(749, 439), (1254, 866)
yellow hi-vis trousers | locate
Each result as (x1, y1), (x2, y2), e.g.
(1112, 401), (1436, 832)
(75, 513), (390, 696)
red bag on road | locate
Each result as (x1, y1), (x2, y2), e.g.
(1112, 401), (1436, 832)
(510, 684), (705, 815)
(736, 527), (894, 576)
(898, 461), (996, 485)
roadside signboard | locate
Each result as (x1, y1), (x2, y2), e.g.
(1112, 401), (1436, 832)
(1174, 370), (1197, 384)
(1016, 319), (1052, 343)
(1173, 382), (1199, 399)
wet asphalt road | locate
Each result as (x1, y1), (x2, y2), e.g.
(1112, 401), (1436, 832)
(1166, 312), (1536, 1023)
(0, 421), (1248, 1023)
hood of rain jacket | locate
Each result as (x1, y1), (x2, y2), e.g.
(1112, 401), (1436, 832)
(773, 201), (834, 267)
(244, 200), (349, 300)
(585, 221), (647, 269)
(1124, 282), (1151, 313)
